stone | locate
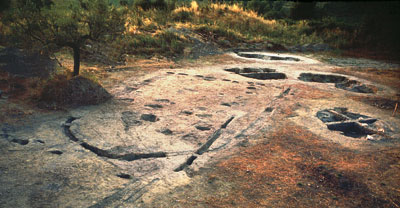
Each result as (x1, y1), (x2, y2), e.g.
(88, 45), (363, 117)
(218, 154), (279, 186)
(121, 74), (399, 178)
(265, 107), (274, 112)
(141, 114), (157, 122)
(204, 76), (216, 81)
(335, 80), (374, 94)
(121, 111), (142, 130)
(49, 150), (63, 155)
(224, 68), (241, 73)
(195, 126), (211, 131)
(155, 99), (170, 103)
(182, 133), (198, 141)
(195, 114), (212, 118)
(182, 111), (193, 115)
(11, 138), (29, 145)
(125, 87), (137, 93)
(161, 128), (173, 135)
(35, 139), (45, 144)
(116, 173), (132, 179)
(145, 104), (163, 109)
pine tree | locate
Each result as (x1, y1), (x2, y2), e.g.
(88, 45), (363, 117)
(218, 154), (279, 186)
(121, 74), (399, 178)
(4, 0), (125, 76)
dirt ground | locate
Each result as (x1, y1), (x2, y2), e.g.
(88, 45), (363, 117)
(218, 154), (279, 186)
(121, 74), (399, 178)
(0, 51), (399, 208)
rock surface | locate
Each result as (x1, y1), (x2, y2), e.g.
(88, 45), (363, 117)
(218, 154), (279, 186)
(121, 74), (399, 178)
(0, 51), (399, 208)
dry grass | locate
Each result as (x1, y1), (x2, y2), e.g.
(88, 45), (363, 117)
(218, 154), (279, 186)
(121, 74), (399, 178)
(333, 67), (400, 90)
(207, 122), (400, 207)
(289, 83), (334, 99)
(350, 95), (399, 113)
(163, 121), (400, 208)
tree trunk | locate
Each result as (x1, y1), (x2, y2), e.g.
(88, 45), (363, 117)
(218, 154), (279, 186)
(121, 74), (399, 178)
(73, 46), (80, 76)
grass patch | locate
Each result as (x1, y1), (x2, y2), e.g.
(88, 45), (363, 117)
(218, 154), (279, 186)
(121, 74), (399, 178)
(116, 1), (367, 58)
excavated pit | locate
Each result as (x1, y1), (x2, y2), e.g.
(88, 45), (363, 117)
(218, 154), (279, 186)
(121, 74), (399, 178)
(326, 122), (375, 138)
(225, 67), (287, 80)
(335, 80), (375, 94)
(316, 108), (382, 138)
(240, 72), (287, 80)
(299, 73), (348, 83)
(237, 52), (300, 62)
(299, 73), (375, 94)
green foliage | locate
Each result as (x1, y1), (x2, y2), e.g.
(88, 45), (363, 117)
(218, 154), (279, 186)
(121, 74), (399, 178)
(172, 10), (193, 22)
(7, 0), (125, 48)
(3, 0), (126, 75)
(122, 30), (185, 57)
(0, 0), (11, 13)
(194, 24), (242, 42)
(247, 0), (271, 15)
(289, 2), (316, 20)
(134, 0), (168, 10)
(2, 0), (399, 63)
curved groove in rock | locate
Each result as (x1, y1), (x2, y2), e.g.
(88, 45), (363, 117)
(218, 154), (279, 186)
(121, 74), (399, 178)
(63, 117), (167, 161)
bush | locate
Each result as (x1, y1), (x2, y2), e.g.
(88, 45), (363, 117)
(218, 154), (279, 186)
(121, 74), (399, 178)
(134, 0), (167, 10)
(122, 30), (186, 57)
(290, 2), (316, 20)
(172, 10), (193, 22)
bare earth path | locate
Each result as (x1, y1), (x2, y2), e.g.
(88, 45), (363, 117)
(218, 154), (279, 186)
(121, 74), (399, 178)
(1, 52), (399, 207)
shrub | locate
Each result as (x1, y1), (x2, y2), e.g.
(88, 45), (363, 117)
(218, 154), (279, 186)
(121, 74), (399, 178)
(172, 10), (193, 22)
(134, 0), (167, 10)
(290, 2), (316, 20)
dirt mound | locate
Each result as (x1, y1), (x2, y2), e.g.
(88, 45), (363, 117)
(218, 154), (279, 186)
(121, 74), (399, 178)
(39, 76), (111, 109)
(0, 48), (56, 77)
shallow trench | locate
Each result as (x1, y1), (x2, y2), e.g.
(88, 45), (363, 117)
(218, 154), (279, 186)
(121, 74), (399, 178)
(63, 115), (235, 171)
(63, 117), (167, 161)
